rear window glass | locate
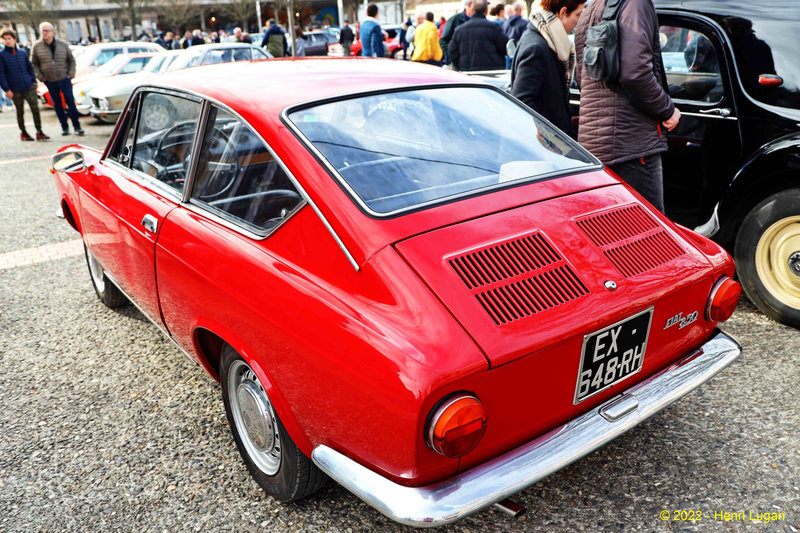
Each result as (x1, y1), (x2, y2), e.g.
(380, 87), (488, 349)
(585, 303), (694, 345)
(288, 87), (596, 215)
(723, 15), (800, 110)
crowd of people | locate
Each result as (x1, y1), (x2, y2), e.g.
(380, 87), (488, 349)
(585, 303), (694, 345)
(1, 0), (679, 210)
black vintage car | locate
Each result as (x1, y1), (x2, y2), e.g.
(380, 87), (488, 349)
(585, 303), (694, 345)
(650, 0), (800, 328)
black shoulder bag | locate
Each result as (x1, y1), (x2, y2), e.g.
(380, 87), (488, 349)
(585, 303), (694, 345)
(582, 0), (625, 84)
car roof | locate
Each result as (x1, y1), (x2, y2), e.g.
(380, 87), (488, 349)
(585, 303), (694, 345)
(655, 0), (795, 20)
(152, 57), (470, 115)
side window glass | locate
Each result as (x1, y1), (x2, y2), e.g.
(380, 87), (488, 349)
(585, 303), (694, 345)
(660, 25), (723, 103)
(94, 48), (120, 66)
(232, 47), (251, 61)
(131, 92), (202, 194)
(119, 57), (147, 74)
(107, 96), (138, 165)
(191, 107), (303, 233)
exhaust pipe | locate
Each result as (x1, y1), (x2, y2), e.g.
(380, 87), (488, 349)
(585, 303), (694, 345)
(493, 498), (526, 518)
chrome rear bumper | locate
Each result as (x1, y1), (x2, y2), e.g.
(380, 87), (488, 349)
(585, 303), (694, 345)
(312, 330), (741, 527)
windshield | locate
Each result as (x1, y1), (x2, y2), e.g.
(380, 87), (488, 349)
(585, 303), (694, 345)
(288, 87), (596, 215)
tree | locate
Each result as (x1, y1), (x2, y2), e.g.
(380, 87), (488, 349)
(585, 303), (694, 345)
(110, 0), (150, 38)
(6, 0), (60, 39)
(158, 0), (197, 33)
(223, 0), (256, 31)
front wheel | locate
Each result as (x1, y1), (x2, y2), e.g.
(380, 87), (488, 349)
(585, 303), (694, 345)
(220, 345), (327, 501)
(735, 189), (800, 327)
(84, 244), (127, 308)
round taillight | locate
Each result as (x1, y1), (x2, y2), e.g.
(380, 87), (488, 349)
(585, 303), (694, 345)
(706, 277), (741, 323)
(426, 394), (487, 458)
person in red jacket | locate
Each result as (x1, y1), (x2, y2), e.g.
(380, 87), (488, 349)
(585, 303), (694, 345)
(0, 28), (49, 141)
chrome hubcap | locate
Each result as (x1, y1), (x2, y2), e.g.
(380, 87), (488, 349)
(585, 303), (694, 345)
(86, 248), (105, 293)
(227, 360), (281, 475)
(789, 252), (800, 278)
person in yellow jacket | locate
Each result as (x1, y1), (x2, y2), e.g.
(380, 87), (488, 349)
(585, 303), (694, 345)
(411, 12), (443, 66)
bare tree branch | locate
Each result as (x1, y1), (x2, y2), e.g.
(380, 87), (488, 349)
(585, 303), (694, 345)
(5, 0), (61, 38)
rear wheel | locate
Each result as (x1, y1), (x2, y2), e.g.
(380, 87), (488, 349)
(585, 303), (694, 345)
(735, 189), (800, 327)
(220, 345), (327, 501)
(84, 244), (127, 308)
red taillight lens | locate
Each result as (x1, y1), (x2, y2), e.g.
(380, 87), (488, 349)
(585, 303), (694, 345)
(706, 277), (741, 322)
(426, 394), (487, 458)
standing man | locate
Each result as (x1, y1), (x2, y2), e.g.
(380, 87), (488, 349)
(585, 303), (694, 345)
(339, 19), (354, 57)
(30, 22), (83, 136)
(503, 2), (528, 43)
(439, 0), (473, 63)
(360, 4), (385, 58)
(262, 19), (288, 57)
(574, 0), (680, 212)
(410, 12), (443, 66)
(0, 28), (48, 140)
(448, 0), (507, 71)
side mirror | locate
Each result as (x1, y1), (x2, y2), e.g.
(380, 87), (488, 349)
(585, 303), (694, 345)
(52, 151), (87, 173)
(506, 39), (517, 58)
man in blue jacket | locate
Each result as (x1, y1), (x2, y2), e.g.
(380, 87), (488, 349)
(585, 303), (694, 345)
(360, 3), (385, 57)
(0, 28), (48, 141)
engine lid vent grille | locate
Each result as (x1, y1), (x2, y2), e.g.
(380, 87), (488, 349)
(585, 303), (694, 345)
(449, 232), (589, 325)
(576, 204), (685, 278)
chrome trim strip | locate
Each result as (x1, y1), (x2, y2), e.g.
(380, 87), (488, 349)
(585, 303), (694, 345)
(678, 110), (738, 121)
(102, 270), (198, 367)
(312, 330), (741, 527)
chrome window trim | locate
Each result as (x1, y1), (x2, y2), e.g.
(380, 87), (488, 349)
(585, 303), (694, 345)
(132, 83), (359, 271)
(281, 83), (603, 219)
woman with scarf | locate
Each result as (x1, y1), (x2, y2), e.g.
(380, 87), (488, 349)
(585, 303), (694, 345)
(510, 0), (585, 137)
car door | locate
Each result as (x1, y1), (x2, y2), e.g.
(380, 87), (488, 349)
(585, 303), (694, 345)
(656, 12), (743, 228)
(78, 90), (203, 326)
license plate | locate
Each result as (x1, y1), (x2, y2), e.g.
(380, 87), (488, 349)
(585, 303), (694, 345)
(574, 307), (653, 404)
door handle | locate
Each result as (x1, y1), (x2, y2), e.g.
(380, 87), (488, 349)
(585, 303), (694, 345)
(141, 214), (158, 234)
(698, 107), (731, 117)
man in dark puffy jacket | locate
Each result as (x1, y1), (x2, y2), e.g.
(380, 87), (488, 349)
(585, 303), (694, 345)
(503, 2), (528, 43)
(448, 0), (507, 71)
(439, 0), (473, 64)
(1, 28), (48, 141)
(574, 0), (681, 212)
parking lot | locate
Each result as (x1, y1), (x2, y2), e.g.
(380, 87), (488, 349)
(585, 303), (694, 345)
(0, 105), (798, 532)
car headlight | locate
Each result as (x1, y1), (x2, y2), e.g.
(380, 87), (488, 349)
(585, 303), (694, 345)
(99, 98), (109, 110)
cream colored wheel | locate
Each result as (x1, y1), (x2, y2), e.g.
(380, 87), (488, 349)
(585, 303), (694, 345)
(736, 189), (800, 328)
(755, 216), (800, 309)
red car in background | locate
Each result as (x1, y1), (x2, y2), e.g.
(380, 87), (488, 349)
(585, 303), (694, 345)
(327, 24), (404, 58)
(51, 58), (742, 527)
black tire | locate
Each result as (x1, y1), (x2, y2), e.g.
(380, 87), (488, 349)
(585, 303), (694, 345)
(83, 243), (128, 308)
(734, 189), (800, 328)
(220, 345), (327, 501)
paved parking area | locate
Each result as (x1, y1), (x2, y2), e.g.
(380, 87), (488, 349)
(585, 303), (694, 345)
(0, 102), (798, 532)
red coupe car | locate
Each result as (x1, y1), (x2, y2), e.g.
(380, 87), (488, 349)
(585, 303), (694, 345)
(51, 58), (742, 527)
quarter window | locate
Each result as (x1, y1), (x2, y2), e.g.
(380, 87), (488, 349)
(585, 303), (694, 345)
(190, 107), (303, 233)
(660, 25), (723, 103)
(130, 92), (202, 194)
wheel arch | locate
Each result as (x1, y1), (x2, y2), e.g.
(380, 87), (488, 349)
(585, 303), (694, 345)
(61, 196), (82, 234)
(190, 325), (315, 456)
(715, 135), (800, 247)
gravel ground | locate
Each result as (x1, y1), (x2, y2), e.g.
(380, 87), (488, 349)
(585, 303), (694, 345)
(1, 105), (798, 532)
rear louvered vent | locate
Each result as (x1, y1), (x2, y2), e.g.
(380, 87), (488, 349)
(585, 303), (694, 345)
(576, 204), (685, 278)
(449, 232), (589, 325)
